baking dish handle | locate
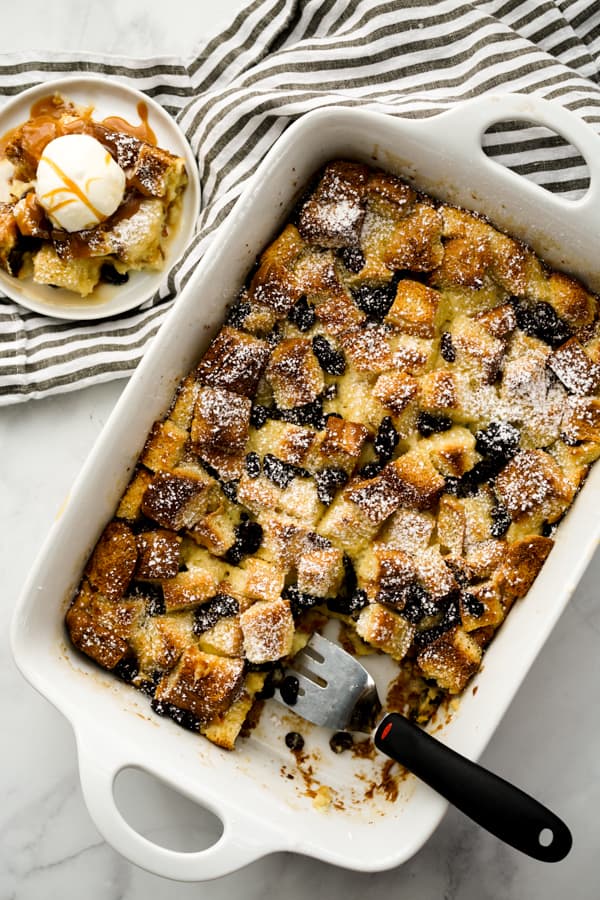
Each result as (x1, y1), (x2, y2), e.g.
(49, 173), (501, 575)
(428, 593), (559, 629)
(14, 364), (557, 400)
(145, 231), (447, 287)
(435, 92), (600, 216)
(76, 732), (283, 881)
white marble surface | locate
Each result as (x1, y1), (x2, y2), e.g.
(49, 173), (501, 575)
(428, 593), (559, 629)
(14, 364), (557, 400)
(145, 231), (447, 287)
(2, 2), (600, 897)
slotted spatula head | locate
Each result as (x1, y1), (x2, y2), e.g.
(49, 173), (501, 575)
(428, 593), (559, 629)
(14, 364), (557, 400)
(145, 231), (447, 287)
(280, 632), (381, 734)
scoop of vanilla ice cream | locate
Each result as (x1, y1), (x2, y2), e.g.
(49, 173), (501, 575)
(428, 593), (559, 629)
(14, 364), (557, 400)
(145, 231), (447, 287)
(36, 134), (126, 232)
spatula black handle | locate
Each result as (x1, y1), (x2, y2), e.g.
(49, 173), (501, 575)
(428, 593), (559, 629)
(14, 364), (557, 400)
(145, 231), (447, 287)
(374, 713), (572, 862)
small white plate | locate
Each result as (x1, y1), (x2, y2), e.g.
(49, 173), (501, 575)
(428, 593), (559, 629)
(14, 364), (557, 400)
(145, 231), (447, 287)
(0, 75), (200, 320)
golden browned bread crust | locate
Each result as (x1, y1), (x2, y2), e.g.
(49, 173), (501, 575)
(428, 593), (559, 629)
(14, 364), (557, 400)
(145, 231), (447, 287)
(66, 158), (600, 749)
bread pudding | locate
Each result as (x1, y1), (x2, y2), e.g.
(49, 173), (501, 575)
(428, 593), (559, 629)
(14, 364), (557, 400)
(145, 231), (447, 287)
(0, 93), (187, 296)
(65, 159), (600, 750)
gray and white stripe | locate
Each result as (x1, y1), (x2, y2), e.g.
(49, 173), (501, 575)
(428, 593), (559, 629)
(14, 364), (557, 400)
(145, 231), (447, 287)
(2, 0), (600, 404)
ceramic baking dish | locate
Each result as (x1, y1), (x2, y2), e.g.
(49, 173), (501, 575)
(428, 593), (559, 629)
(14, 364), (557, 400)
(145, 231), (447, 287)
(10, 94), (600, 881)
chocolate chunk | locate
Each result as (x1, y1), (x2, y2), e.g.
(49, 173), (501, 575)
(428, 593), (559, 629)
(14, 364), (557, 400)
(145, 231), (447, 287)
(150, 698), (202, 733)
(312, 334), (346, 375)
(263, 454), (297, 489)
(285, 731), (305, 751)
(475, 421), (520, 463)
(245, 452), (261, 479)
(339, 247), (366, 273)
(193, 593), (240, 634)
(351, 282), (396, 322)
(440, 331), (456, 363)
(288, 296), (316, 332)
(314, 467), (349, 505)
(280, 675), (300, 706)
(374, 416), (399, 462)
(226, 520), (263, 564)
(513, 299), (572, 348)
(417, 412), (453, 437)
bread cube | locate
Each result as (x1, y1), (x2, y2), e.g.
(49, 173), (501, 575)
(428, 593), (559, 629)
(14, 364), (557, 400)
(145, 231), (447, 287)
(66, 582), (144, 670)
(495, 535), (554, 608)
(561, 397), (600, 444)
(33, 243), (102, 296)
(155, 647), (245, 724)
(167, 373), (199, 430)
(383, 449), (446, 510)
(135, 529), (182, 580)
(380, 508), (435, 553)
(486, 229), (540, 296)
(421, 425), (478, 477)
(450, 313), (505, 383)
(276, 477), (323, 525)
(85, 521), (138, 602)
(195, 326), (270, 396)
(191, 385), (251, 456)
(543, 271), (595, 328)
(141, 420), (188, 472)
(318, 494), (380, 553)
(355, 602), (415, 661)
(495, 450), (573, 523)
(228, 557), (284, 603)
(162, 569), (219, 612)
(315, 292), (366, 335)
(298, 161), (369, 248)
(248, 224), (306, 312)
(315, 415), (369, 467)
(240, 598), (294, 663)
(386, 279), (441, 337)
(117, 468), (154, 522)
(547, 338), (600, 396)
(366, 170), (415, 217)
(257, 513), (310, 568)
(417, 628), (482, 693)
(413, 546), (458, 600)
(237, 474), (281, 516)
(133, 613), (194, 673)
(418, 369), (458, 413)
(464, 539), (505, 580)
(345, 472), (402, 525)
(187, 504), (239, 557)
(390, 333), (436, 374)
(198, 615), (244, 658)
(201, 671), (267, 750)
(374, 547), (419, 607)
(331, 371), (387, 432)
(249, 419), (316, 466)
(460, 582), (505, 632)
(373, 371), (419, 416)
(296, 535), (344, 597)
(435, 235), (491, 288)
(265, 338), (324, 408)
(339, 324), (393, 373)
(436, 495), (467, 556)
(474, 303), (517, 340)
(142, 470), (216, 530)
(294, 248), (343, 298)
(383, 203), (444, 271)
(129, 141), (187, 202)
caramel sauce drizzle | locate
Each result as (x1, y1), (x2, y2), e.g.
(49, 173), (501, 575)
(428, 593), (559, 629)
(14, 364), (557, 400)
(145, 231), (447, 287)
(0, 95), (156, 162)
(101, 102), (157, 146)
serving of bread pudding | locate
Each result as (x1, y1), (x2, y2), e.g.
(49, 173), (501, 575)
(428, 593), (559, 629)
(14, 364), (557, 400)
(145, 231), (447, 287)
(0, 93), (187, 296)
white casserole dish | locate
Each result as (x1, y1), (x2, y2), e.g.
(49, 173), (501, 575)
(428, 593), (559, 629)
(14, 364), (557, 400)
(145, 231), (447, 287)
(10, 94), (600, 881)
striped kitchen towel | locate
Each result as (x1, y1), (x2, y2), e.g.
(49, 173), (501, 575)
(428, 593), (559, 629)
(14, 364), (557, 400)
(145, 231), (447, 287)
(1, 0), (600, 404)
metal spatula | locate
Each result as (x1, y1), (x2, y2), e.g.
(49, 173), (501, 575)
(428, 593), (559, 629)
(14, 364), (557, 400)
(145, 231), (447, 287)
(279, 633), (572, 863)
